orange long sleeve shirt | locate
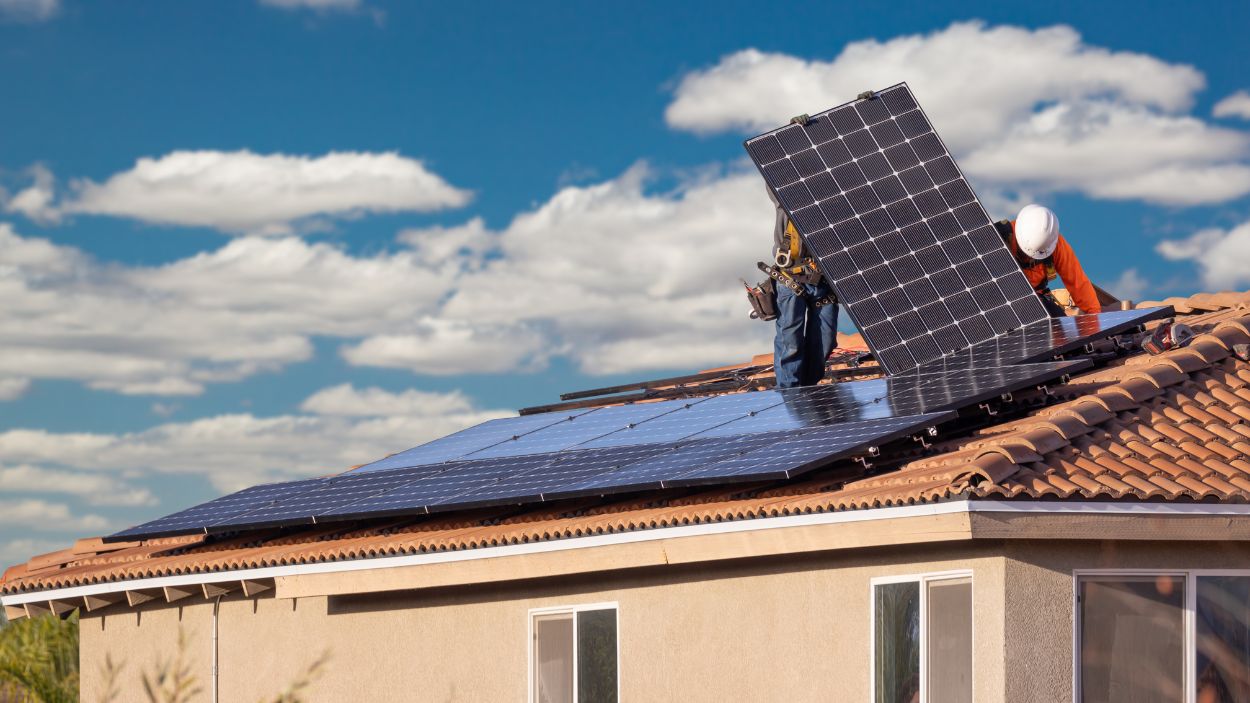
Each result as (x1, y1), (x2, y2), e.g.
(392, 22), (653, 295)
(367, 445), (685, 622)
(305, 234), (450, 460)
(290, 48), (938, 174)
(1009, 224), (1101, 315)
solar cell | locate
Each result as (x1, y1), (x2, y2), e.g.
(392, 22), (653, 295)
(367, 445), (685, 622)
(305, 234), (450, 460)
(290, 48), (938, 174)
(110, 477), (327, 539)
(461, 398), (700, 459)
(915, 307), (1173, 372)
(351, 407), (598, 472)
(745, 83), (1050, 374)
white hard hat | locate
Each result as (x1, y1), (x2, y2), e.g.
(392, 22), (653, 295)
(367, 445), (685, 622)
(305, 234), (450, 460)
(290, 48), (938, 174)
(1014, 204), (1059, 260)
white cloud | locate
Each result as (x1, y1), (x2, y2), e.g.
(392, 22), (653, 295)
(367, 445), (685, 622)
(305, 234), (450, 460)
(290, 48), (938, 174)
(300, 383), (479, 417)
(664, 22), (1250, 206)
(0, 499), (109, 532)
(0, 0), (58, 22)
(1157, 220), (1250, 290)
(1108, 268), (1149, 302)
(1, 159), (777, 395)
(0, 223), (459, 394)
(3, 164), (59, 224)
(0, 465), (157, 507)
(260, 0), (359, 10)
(0, 538), (63, 567)
(1214, 91), (1250, 120)
(0, 378), (30, 401)
(34, 150), (469, 235)
(0, 384), (509, 493)
(346, 163), (776, 376)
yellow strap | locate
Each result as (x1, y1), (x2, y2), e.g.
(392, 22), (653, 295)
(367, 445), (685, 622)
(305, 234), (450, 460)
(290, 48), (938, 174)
(785, 219), (803, 262)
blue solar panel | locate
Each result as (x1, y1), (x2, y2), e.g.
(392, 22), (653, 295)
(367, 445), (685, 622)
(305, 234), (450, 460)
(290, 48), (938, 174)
(744, 83), (1050, 375)
(462, 398), (701, 459)
(109, 476), (327, 539)
(574, 392), (785, 449)
(352, 407), (597, 471)
(108, 358), (1091, 539)
(672, 414), (948, 484)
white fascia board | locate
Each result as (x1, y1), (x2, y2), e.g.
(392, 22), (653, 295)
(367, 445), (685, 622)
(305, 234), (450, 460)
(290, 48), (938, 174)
(6, 499), (1250, 607)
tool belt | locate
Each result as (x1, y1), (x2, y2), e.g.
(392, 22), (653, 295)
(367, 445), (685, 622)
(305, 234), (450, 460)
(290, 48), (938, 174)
(745, 277), (779, 321)
(745, 262), (836, 322)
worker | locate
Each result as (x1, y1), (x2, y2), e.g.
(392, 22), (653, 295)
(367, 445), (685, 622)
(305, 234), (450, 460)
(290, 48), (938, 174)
(769, 192), (838, 388)
(994, 204), (1101, 317)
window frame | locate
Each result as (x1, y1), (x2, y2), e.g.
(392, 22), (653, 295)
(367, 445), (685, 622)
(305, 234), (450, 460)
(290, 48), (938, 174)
(869, 569), (975, 703)
(1073, 569), (1250, 703)
(528, 602), (620, 703)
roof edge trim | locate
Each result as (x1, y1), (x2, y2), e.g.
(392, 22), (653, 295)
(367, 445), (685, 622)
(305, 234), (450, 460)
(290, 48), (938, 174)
(7, 500), (1250, 607)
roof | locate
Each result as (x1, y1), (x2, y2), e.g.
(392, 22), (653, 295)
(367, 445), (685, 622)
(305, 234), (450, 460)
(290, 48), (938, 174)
(5, 290), (1250, 602)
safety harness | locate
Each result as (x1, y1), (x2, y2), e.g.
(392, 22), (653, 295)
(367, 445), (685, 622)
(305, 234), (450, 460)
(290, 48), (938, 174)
(746, 215), (836, 320)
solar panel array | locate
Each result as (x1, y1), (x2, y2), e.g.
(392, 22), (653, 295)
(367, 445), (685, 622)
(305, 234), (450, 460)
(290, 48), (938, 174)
(106, 83), (1178, 543)
(745, 83), (1050, 375)
(109, 359), (1092, 540)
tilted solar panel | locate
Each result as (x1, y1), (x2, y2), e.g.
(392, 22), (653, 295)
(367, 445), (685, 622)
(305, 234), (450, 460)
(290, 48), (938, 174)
(744, 83), (1050, 375)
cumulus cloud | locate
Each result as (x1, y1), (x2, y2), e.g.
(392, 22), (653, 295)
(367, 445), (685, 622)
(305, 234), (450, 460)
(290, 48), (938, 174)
(0, 500), (109, 532)
(347, 163), (775, 375)
(261, 0), (359, 9)
(0, 0), (58, 22)
(665, 22), (1250, 206)
(1, 159), (775, 395)
(1214, 91), (1250, 121)
(0, 465), (157, 507)
(1108, 268), (1149, 302)
(0, 384), (509, 494)
(0, 538), (64, 567)
(2, 164), (59, 224)
(0, 223), (460, 394)
(0, 378), (30, 401)
(24, 150), (469, 235)
(1157, 220), (1250, 290)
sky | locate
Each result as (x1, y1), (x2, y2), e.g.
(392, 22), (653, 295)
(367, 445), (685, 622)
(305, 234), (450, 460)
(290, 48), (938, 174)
(1, 0), (1249, 565)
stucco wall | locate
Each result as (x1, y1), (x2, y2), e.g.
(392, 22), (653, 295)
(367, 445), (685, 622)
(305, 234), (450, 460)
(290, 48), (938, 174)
(80, 543), (1008, 702)
(1001, 540), (1250, 703)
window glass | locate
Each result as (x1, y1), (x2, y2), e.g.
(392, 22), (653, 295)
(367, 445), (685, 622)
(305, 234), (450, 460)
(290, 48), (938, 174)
(534, 613), (574, 703)
(1197, 575), (1250, 703)
(577, 609), (618, 703)
(927, 577), (973, 703)
(875, 581), (920, 703)
(1079, 575), (1185, 703)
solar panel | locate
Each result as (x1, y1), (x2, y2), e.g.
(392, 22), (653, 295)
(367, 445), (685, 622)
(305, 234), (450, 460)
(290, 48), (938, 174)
(745, 83), (1050, 375)
(110, 355), (1090, 540)
(352, 407), (597, 472)
(915, 307), (1173, 372)
(109, 476), (327, 539)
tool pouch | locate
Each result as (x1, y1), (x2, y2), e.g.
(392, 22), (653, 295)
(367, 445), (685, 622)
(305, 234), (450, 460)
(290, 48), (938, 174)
(747, 277), (779, 321)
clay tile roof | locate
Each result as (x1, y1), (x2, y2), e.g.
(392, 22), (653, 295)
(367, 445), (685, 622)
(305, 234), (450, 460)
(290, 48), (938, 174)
(7, 291), (1250, 597)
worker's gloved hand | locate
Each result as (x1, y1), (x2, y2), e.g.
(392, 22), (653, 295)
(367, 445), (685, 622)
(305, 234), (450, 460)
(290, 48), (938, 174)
(789, 114), (810, 126)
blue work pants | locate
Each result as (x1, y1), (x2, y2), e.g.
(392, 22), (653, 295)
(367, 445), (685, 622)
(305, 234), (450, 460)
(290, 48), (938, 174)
(773, 281), (838, 388)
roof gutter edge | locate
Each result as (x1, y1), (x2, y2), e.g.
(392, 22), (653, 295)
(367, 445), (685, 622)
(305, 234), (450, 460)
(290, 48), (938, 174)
(7, 499), (1250, 606)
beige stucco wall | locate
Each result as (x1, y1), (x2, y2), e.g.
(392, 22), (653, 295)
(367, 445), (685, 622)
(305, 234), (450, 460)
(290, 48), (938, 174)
(79, 537), (1250, 702)
(1001, 540), (1250, 703)
(80, 542), (1008, 702)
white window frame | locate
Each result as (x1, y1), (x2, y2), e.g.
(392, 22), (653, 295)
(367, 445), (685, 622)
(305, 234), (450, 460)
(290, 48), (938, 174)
(869, 569), (975, 703)
(1073, 568), (1250, 703)
(528, 601), (620, 703)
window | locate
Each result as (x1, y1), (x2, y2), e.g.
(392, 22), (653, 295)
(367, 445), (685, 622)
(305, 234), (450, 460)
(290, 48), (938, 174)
(873, 572), (973, 703)
(531, 604), (618, 703)
(1076, 571), (1250, 703)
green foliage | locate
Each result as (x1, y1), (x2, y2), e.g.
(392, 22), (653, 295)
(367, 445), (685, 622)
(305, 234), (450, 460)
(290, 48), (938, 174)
(0, 612), (79, 703)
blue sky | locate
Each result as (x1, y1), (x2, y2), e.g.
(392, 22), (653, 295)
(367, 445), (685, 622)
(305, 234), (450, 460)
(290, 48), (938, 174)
(1, 0), (1248, 563)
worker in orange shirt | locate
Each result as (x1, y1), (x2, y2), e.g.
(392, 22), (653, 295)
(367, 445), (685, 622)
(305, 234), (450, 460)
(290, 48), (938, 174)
(994, 204), (1101, 317)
